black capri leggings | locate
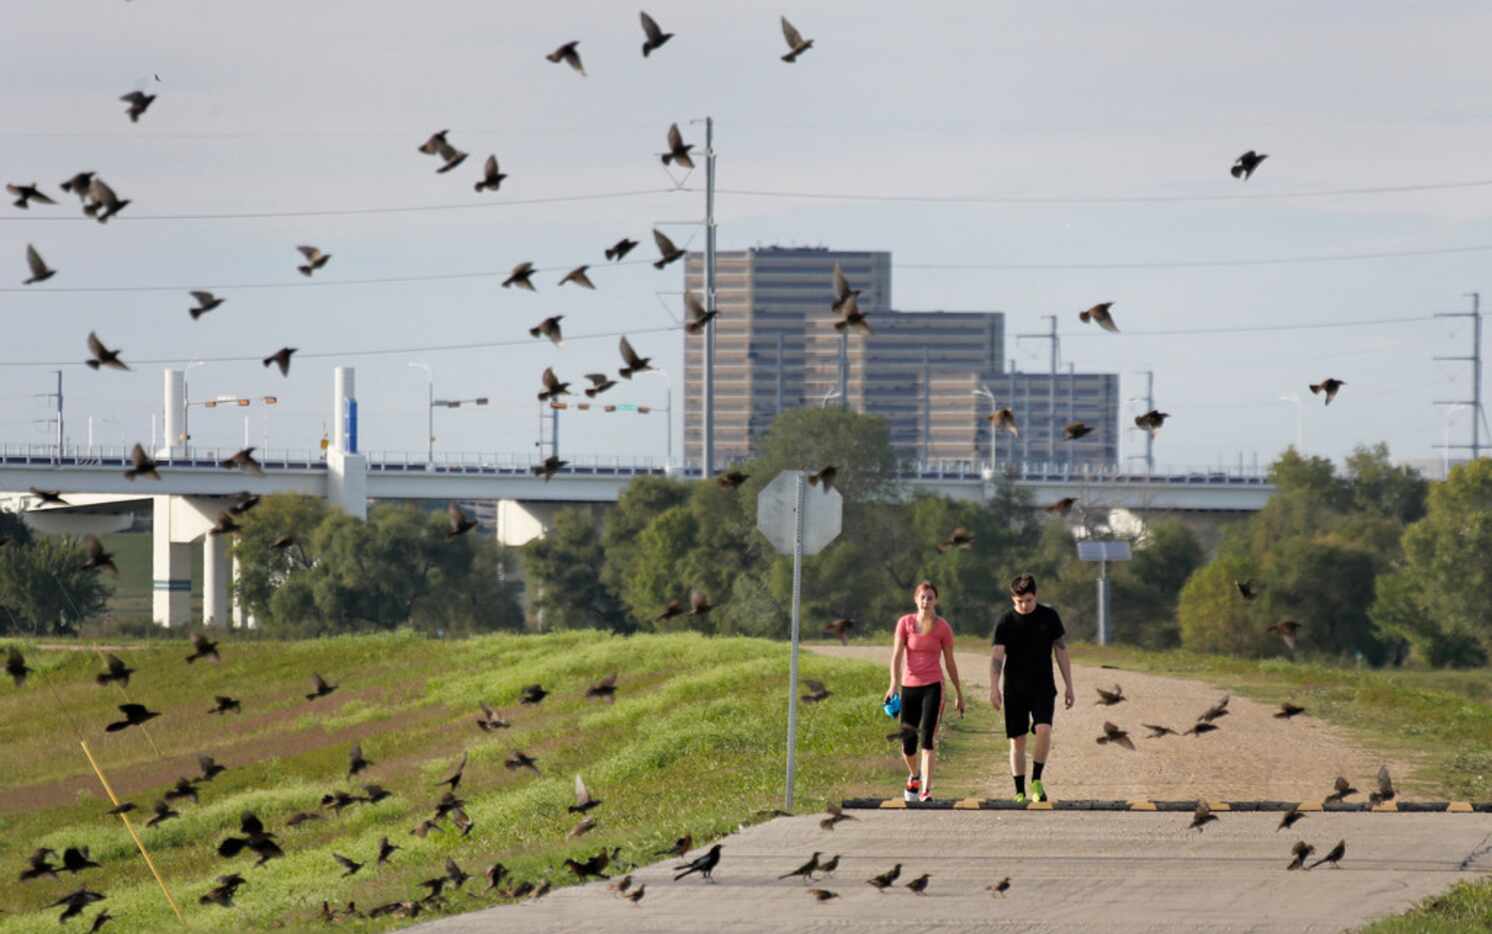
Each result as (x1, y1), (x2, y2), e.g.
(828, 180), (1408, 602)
(899, 682), (943, 756)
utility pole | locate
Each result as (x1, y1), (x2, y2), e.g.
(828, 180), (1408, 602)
(702, 115), (717, 479)
(775, 332), (785, 416)
(1066, 362), (1075, 467)
(1136, 370), (1155, 473)
(1016, 317), (1061, 465)
(837, 331), (848, 410)
(1435, 292), (1486, 462)
(921, 348), (931, 463)
(34, 370), (63, 459)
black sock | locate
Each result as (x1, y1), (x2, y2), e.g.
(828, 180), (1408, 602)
(1014, 775), (1026, 795)
(1032, 761), (1045, 781)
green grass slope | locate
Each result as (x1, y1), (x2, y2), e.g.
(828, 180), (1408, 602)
(0, 632), (893, 932)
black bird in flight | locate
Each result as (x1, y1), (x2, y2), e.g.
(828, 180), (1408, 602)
(20, 847), (60, 881)
(87, 332), (129, 371)
(185, 633), (219, 663)
(222, 447), (264, 476)
(332, 853), (363, 877)
(474, 155), (507, 193)
(583, 372), (617, 398)
(49, 887), (106, 924)
(416, 130), (468, 174)
(586, 674), (618, 703)
(218, 812), (283, 866)
(1278, 806), (1306, 831)
(198, 755), (227, 782)
(306, 673), (338, 700)
(802, 679), (832, 705)
(475, 701), (510, 731)
(503, 261), (537, 291)
(1368, 766), (1395, 807)
(1134, 410), (1170, 434)
(530, 315), (564, 346)
(1286, 840), (1314, 870)
(24, 243), (56, 284)
(377, 836), (400, 865)
(80, 535), (117, 574)
(1183, 721), (1219, 737)
(1189, 802), (1218, 831)
(808, 888), (839, 901)
(296, 246), (331, 276)
(559, 265), (596, 289)
(146, 800), (180, 827)
(1096, 721), (1135, 750)
(989, 876), (1012, 896)
(96, 654), (134, 687)
(1275, 702), (1307, 719)
(1267, 619), (1303, 650)
(7, 647), (35, 687)
(1142, 723), (1177, 738)
(124, 444), (160, 481)
(263, 347), (297, 376)
(519, 683), (548, 705)
(619, 336), (653, 378)
(780, 16), (814, 62)
(189, 290), (224, 320)
(532, 454), (568, 482)
(447, 503), (477, 537)
(1309, 378), (1345, 405)
(1063, 422), (1093, 441)
(652, 229), (685, 269)
(83, 177), (130, 222)
(662, 123), (694, 169)
(8, 182), (56, 209)
(434, 751), (468, 790)
(546, 41), (585, 76)
(808, 465), (837, 493)
(1095, 684), (1125, 706)
(639, 12), (674, 56)
(1235, 579), (1260, 600)
(105, 703), (161, 732)
(348, 744), (372, 777)
(505, 750), (540, 775)
(820, 801), (855, 830)
(1325, 775), (1358, 804)
(605, 237), (638, 261)
(1231, 150), (1268, 181)
(1079, 302), (1119, 333)
(121, 90), (156, 122)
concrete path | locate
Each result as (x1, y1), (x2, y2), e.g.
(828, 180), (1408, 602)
(410, 809), (1492, 933)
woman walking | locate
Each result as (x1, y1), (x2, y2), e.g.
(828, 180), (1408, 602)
(884, 580), (965, 802)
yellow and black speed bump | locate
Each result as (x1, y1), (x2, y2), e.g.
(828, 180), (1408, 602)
(842, 798), (1492, 813)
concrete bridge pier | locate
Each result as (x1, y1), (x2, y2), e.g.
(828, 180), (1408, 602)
(203, 532), (231, 627)
(152, 494), (250, 629)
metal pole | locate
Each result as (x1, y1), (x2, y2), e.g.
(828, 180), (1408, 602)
(702, 115), (717, 478)
(838, 331), (848, 410)
(776, 332), (785, 416)
(921, 348), (931, 463)
(1066, 362), (1075, 468)
(1475, 293), (1483, 458)
(1096, 558), (1108, 646)
(552, 403), (560, 460)
(666, 376), (673, 467)
(55, 369), (63, 455)
(785, 472), (806, 810)
(1142, 370), (1154, 473)
(427, 377), (434, 464)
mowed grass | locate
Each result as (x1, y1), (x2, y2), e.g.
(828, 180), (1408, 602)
(0, 632), (895, 932)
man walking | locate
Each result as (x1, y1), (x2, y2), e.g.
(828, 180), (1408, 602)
(990, 574), (1074, 803)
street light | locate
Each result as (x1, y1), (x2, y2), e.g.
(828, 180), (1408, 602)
(819, 387), (842, 408)
(184, 360), (207, 455)
(408, 361), (434, 465)
(971, 384), (1000, 474)
(638, 368), (674, 468)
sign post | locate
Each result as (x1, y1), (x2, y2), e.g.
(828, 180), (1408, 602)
(757, 470), (843, 810)
(1076, 539), (1132, 646)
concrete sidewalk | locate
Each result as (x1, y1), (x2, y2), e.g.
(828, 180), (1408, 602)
(408, 810), (1492, 933)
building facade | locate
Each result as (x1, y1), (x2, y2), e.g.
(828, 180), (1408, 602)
(682, 247), (1119, 469)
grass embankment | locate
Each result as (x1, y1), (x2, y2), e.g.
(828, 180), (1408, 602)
(0, 632), (892, 932)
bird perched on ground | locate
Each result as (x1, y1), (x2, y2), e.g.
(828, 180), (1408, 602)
(188, 291), (224, 320)
(820, 802), (855, 830)
(106, 703), (160, 732)
(1275, 702), (1306, 719)
(185, 633), (219, 663)
(989, 407), (1019, 436)
(989, 876), (1012, 896)
(608, 873), (633, 895)
(583, 372), (617, 398)
(96, 654), (134, 687)
(531, 454), (568, 481)
(652, 229), (686, 268)
(220, 447), (264, 476)
(1045, 497), (1078, 516)
(586, 674), (618, 703)
(1286, 840), (1314, 870)
(1309, 379), (1345, 405)
(1096, 721), (1135, 750)
(8, 182), (56, 209)
(1368, 766), (1395, 806)
(120, 90), (155, 122)
(218, 813), (283, 866)
(685, 291), (717, 334)
(1134, 410), (1170, 433)
(808, 464), (837, 492)
(546, 41), (585, 75)
(1142, 723), (1177, 738)
(434, 751), (468, 791)
(23, 243), (57, 284)
(49, 888), (106, 923)
(808, 888), (839, 901)
(474, 155), (507, 192)
(446, 503), (477, 537)
(802, 679), (832, 704)
(503, 261), (537, 290)
(657, 835), (692, 858)
(295, 245), (330, 277)
(1267, 619), (1302, 650)
(1236, 579), (1260, 600)
(1095, 684), (1125, 706)
(780, 16), (814, 61)
(519, 683), (548, 704)
(674, 844), (723, 881)
(1189, 802), (1218, 831)
(263, 347), (296, 376)
(619, 336), (653, 378)
(306, 673), (338, 700)
(662, 123), (694, 169)
(83, 177), (130, 222)
(1278, 806), (1306, 831)
(416, 130), (467, 173)
(866, 863), (902, 891)
(1064, 422), (1093, 440)
(938, 527), (975, 552)
(144, 799), (181, 826)
(834, 294), (874, 334)
(80, 535), (117, 574)
(623, 883), (646, 904)
(559, 265), (596, 289)
(1325, 775), (1358, 803)
(86, 332), (129, 371)
(530, 316), (564, 346)
(563, 851), (610, 880)
(824, 617), (855, 645)
(1309, 839), (1346, 869)
(779, 852), (821, 883)
(605, 237), (638, 261)
(571, 774), (603, 813)
(906, 873), (931, 895)
(1183, 721), (1218, 737)
(124, 447), (159, 480)
(1231, 150), (1268, 181)
(537, 367), (570, 400)
(1079, 302), (1119, 333)
(475, 701), (510, 731)
(505, 751), (540, 775)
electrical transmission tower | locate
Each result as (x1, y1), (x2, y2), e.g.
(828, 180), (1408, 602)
(1434, 292), (1487, 467)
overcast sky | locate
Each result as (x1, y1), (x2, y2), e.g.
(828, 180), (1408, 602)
(2, 1), (1489, 474)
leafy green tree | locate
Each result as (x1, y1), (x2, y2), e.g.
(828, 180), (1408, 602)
(522, 507), (632, 632)
(1269, 448), (1350, 510)
(0, 535), (109, 635)
(1344, 443), (1428, 523)
(737, 407), (901, 505)
(599, 476), (691, 615)
(1178, 543), (1270, 656)
(232, 493), (331, 622)
(1370, 459), (1492, 666)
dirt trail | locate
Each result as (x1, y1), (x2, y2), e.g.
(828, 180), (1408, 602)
(813, 645), (1416, 803)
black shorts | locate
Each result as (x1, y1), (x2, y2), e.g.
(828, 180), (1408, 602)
(899, 682), (943, 755)
(1003, 689), (1055, 739)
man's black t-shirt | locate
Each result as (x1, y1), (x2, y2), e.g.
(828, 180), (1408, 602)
(992, 604), (1066, 697)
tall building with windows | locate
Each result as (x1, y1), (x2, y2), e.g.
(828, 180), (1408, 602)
(682, 247), (1119, 468)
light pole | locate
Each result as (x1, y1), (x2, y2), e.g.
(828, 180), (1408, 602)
(819, 387), (842, 408)
(408, 361), (434, 465)
(1278, 393), (1304, 452)
(972, 384), (999, 473)
(639, 368), (674, 468)
(183, 360), (207, 457)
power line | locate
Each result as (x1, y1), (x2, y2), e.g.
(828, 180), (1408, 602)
(692, 178), (1492, 206)
(0, 324), (683, 369)
(0, 187), (681, 222)
(897, 244), (1492, 271)
(1063, 314), (1438, 338)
